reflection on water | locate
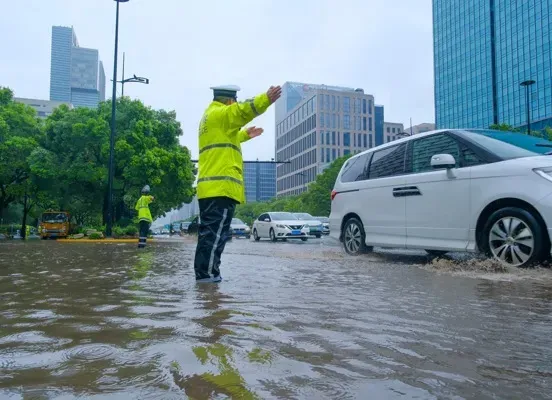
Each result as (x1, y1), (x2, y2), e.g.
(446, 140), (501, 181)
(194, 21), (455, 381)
(0, 240), (552, 399)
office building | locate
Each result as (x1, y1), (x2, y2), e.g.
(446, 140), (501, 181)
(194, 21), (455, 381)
(50, 26), (106, 108)
(14, 97), (72, 119)
(244, 162), (277, 203)
(433, 0), (552, 131)
(384, 122), (405, 143)
(275, 82), (403, 196)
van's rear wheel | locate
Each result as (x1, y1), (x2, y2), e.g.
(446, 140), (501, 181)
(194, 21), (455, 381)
(481, 207), (545, 268)
(342, 217), (372, 256)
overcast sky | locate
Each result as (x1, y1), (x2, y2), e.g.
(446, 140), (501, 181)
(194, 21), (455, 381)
(1, 0), (434, 162)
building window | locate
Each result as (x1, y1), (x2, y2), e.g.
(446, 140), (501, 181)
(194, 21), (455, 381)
(343, 97), (350, 113)
(353, 133), (356, 147)
(344, 149), (350, 155)
(363, 117), (367, 131)
(321, 132), (324, 144)
(356, 116), (361, 130)
(319, 94), (324, 110)
(363, 99), (367, 114)
(387, 127), (390, 133)
(325, 95), (329, 110)
(369, 117), (372, 131)
(392, 127), (396, 133)
(320, 113), (324, 127)
(369, 134), (373, 148)
(363, 134), (367, 148)
(326, 131), (330, 145)
(344, 132), (351, 147)
(332, 148), (336, 160)
(321, 147), (324, 161)
(331, 95), (336, 111)
(332, 114), (337, 129)
(332, 131), (336, 145)
(344, 114), (350, 129)
(326, 148), (330, 163)
(368, 100), (372, 114)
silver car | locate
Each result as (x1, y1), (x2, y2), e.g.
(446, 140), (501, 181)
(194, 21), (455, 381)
(293, 213), (324, 238)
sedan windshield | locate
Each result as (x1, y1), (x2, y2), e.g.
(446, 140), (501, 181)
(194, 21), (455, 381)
(270, 212), (297, 221)
(462, 129), (549, 159)
(294, 213), (314, 220)
(232, 218), (245, 225)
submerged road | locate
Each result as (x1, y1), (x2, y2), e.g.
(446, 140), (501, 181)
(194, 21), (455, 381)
(1, 237), (552, 399)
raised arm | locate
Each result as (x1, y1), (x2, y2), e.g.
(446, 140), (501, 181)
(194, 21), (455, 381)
(217, 86), (282, 130)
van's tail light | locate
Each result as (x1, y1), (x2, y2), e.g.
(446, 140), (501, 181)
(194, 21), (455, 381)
(331, 190), (337, 201)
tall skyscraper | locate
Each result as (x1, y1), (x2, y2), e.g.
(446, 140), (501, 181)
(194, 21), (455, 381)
(433, 0), (552, 131)
(275, 82), (403, 197)
(244, 162), (277, 203)
(50, 26), (106, 108)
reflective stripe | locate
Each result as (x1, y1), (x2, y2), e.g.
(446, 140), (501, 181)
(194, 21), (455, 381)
(248, 100), (259, 116)
(208, 208), (228, 276)
(199, 143), (241, 154)
(197, 176), (243, 185)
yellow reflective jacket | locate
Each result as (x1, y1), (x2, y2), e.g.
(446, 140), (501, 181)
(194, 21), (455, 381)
(197, 92), (271, 204)
(135, 195), (154, 223)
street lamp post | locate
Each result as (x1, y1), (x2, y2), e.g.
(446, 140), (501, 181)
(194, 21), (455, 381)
(114, 52), (150, 97)
(520, 80), (536, 136)
(106, 0), (129, 238)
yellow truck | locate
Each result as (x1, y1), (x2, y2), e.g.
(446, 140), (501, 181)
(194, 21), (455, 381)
(39, 211), (71, 239)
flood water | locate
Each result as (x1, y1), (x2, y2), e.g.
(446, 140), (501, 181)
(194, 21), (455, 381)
(1, 239), (552, 399)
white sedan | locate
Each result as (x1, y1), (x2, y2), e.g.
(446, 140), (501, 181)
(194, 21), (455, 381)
(252, 212), (310, 242)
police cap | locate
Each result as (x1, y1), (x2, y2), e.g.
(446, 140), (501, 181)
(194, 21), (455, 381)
(210, 85), (241, 99)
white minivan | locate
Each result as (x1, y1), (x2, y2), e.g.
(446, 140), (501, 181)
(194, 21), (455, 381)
(330, 129), (552, 268)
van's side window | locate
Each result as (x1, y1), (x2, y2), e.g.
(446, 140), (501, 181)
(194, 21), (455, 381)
(411, 134), (460, 173)
(340, 153), (371, 182)
(368, 143), (407, 179)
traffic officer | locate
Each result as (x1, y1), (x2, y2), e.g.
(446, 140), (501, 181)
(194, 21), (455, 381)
(194, 84), (282, 282)
(135, 185), (154, 248)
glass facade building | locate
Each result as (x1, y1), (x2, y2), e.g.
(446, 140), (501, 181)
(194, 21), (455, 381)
(50, 26), (106, 108)
(433, 0), (552, 131)
(244, 162), (276, 203)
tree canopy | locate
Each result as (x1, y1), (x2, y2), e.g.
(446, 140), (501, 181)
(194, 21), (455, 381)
(0, 87), (196, 234)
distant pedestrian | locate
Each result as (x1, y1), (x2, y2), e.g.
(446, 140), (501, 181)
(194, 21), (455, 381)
(193, 84), (282, 282)
(135, 185), (154, 248)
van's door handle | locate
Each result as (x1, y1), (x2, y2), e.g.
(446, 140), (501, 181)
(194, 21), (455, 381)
(393, 186), (422, 197)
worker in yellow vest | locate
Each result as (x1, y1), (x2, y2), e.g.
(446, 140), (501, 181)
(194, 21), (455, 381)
(194, 84), (282, 282)
(135, 185), (154, 248)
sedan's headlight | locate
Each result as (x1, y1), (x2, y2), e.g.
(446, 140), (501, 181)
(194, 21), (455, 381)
(276, 224), (286, 228)
(245, 227), (250, 232)
(534, 167), (552, 182)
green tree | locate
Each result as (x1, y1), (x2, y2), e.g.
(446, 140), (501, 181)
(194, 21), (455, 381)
(33, 96), (195, 228)
(300, 155), (350, 216)
(489, 123), (519, 132)
(0, 87), (43, 220)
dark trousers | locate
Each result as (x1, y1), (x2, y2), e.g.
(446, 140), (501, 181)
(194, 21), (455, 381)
(138, 220), (150, 248)
(194, 196), (236, 280)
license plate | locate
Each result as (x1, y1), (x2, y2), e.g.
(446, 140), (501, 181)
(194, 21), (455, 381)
(291, 230), (301, 235)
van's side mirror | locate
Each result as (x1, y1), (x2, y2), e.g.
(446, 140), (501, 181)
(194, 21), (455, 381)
(431, 154), (456, 169)
(264, 218), (270, 222)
